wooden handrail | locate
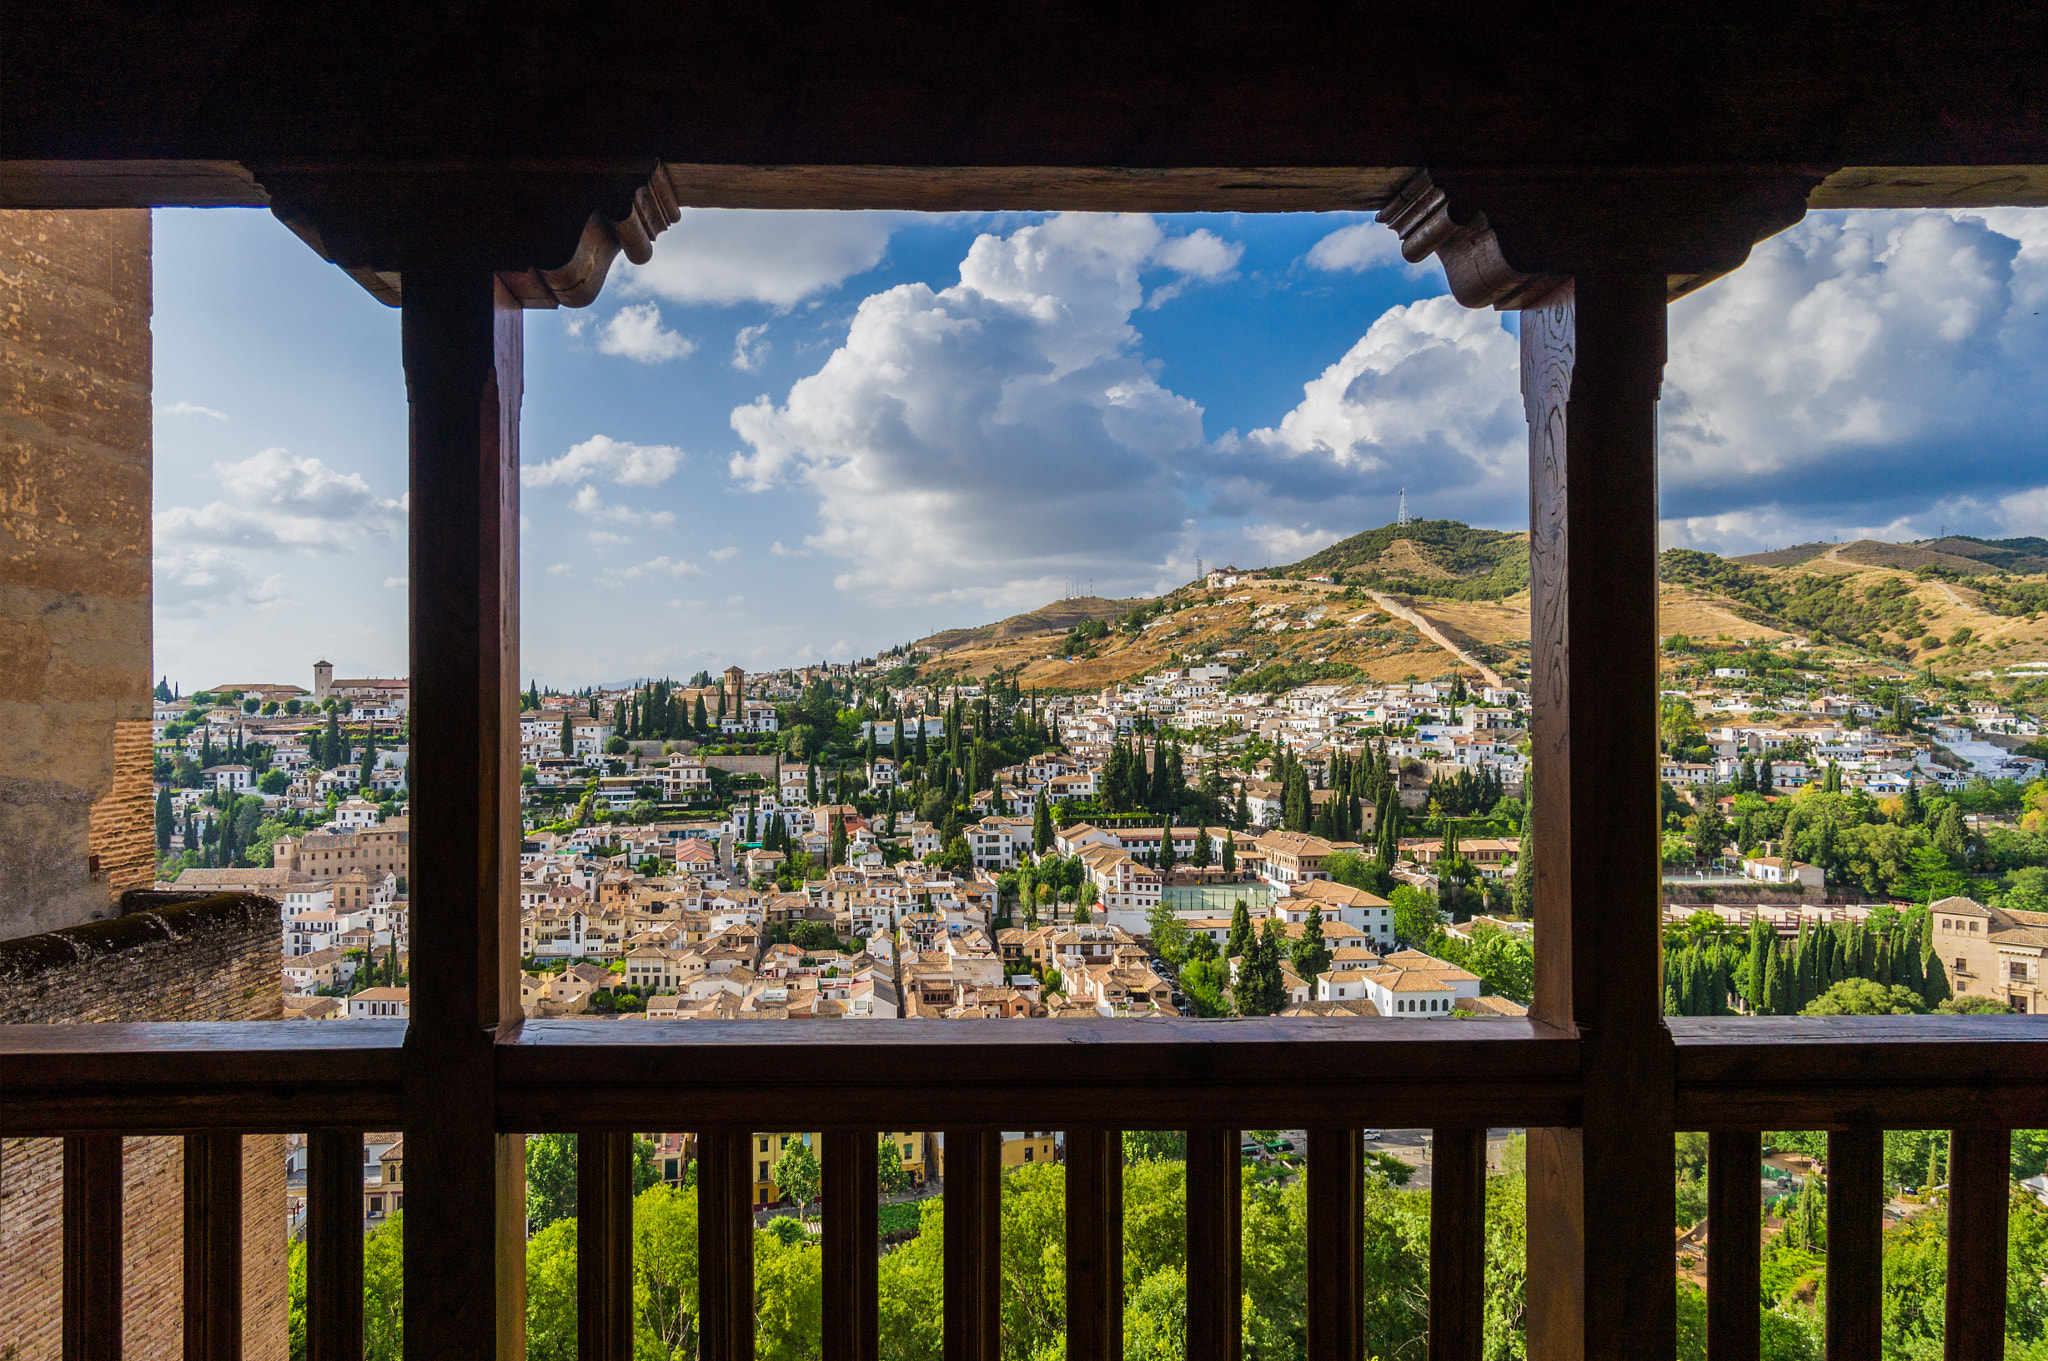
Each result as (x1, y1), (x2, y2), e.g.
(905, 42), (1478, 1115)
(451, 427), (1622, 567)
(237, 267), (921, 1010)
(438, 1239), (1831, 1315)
(13, 1014), (2048, 1138)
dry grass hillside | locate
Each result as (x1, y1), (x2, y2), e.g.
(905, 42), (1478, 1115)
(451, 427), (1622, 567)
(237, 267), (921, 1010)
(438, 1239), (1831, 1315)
(906, 528), (2048, 693)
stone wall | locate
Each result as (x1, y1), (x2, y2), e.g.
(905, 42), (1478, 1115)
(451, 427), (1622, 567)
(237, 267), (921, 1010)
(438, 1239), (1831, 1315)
(0, 209), (155, 937)
(0, 895), (288, 1361)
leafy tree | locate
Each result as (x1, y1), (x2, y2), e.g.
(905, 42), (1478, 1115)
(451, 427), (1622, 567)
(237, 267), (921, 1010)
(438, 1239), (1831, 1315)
(877, 1138), (912, 1194)
(1390, 884), (1443, 947)
(526, 1132), (578, 1229)
(771, 1137), (822, 1219)
(1801, 978), (1926, 1016)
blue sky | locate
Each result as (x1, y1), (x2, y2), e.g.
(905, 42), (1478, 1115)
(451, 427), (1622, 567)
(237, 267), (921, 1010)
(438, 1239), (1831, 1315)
(151, 205), (2048, 691)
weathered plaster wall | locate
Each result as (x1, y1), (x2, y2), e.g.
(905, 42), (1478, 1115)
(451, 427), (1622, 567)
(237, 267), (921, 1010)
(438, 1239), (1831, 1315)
(0, 210), (156, 935)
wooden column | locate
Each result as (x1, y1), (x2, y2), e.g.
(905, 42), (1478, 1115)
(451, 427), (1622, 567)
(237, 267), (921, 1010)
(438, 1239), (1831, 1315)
(1706, 1131), (1761, 1361)
(822, 1131), (880, 1361)
(183, 1132), (243, 1361)
(1065, 1129), (1124, 1361)
(942, 1131), (1000, 1361)
(1430, 1128), (1487, 1361)
(698, 1131), (755, 1361)
(1520, 275), (1678, 1361)
(1945, 1129), (2010, 1361)
(400, 269), (527, 1361)
(306, 1131), (365, 1361)
(1185, 1128), (1242, 1361)
(578, 1132), (635, 1361)
(1826, 1129), (1883, 1361)
(64, 1132), (123, 1361)
(1306, 1127), (1361, 1361)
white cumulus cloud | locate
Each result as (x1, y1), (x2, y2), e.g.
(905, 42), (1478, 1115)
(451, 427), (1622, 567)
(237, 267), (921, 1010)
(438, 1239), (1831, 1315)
(524, 434), (682, 488)
(156, 401), (228, 420)
(732, 323), (771, 372)
(727, 214), (1229, 608)
(569, 485), (675, 527)
(153, 547), (285, 617)
(621, 209), (905, 309)
(156, 448), (404, 553)
(708, 546), (740, 562)
(1305, 222), (1418, 275)
(597, 303), (697, 363)
(1659, 208), (2048, 551)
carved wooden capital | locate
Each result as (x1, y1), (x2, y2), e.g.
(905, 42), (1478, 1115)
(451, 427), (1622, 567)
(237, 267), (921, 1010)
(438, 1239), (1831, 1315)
(1380, 167), (1828, 310)
(264, 163), (681, 310)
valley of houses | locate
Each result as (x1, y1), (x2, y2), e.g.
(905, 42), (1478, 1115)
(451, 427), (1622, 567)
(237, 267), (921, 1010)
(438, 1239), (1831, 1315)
(157, 654), (2044, 1031)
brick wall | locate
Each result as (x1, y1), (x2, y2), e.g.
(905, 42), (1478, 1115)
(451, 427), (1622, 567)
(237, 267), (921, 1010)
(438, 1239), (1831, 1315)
(0, 208), (155, 938)
(0, 894), (288, 1361)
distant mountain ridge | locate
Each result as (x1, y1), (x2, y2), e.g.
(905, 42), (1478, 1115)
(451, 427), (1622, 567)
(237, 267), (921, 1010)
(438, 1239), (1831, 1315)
(916, 595), (1146, 654)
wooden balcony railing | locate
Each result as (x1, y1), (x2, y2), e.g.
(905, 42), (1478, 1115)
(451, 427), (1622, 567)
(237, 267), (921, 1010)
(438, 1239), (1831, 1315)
(6, 1013), (2045, 1361)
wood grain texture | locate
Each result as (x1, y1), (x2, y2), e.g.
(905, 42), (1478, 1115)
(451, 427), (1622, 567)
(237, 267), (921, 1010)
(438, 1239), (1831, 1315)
(63, 1132), (123, 1361)
(942, 1131), (1001, 1361)
(697, 1131), (754, 1361)
(0, 1022), (403, 1134)
(1826, 1130), (1883, 1361)
(1706, 1132), (1760, 1361)
(1520, 273), (1677, 1361)
(578, 1132), (634, 1361)
(400, 270), (527, 1361)
(1306, 1127), (1362, 1361)
(306, 1132), (363, 1361)
(1944, 1129), (2010, 1361)
(1429, 1129), (1486, 1361)
(183, 1132), (242, 1361)
(822, 1132), (880, 1361)
(1186, 1128), (1242, 1361)
(1065, 1129), (1124, 1361)
(497, 1018), (1580, 1130)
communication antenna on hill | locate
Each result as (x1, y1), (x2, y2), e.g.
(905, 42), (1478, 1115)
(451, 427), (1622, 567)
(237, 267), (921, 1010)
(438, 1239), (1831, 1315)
(1397, 488), (1411, 528)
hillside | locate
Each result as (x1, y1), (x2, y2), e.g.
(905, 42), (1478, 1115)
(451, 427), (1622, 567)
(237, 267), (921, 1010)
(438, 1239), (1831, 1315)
(1285, 519), (1530, 600)
(903, 523), (2048, 695)
(916, 596), (1144, 653)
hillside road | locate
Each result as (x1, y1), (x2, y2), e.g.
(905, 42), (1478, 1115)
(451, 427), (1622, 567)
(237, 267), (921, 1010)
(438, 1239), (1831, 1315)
(1365, 591), (1504, 688)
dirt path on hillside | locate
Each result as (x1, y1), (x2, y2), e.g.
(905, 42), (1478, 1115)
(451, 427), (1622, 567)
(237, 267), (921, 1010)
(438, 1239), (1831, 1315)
(1366, 591), (1504, 688)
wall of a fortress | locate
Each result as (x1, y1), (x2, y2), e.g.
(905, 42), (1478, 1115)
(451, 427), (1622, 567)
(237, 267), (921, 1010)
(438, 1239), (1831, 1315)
(0, 895), (289, 1361)
(0, 209), (157, 937)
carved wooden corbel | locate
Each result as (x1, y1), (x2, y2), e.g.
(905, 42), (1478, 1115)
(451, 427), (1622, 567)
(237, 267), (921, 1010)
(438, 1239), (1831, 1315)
(495, 170), (681, 309)
(270, 163), (681, 310)
(1375, 171), (1565, 310)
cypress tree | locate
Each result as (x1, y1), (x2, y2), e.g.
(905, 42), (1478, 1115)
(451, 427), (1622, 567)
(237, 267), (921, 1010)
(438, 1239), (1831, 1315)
(1761, 941), (1784, 1015)
(155, 787), (174, 852)
(1157, 819), (1177, 875)
(1745, 917), (1772, 1009)
(1226, 899), (1253, 964)
(559, 711), (573, 756)
(1034, 797), (1053, 856)
(1222, 832), (1237, 873)
(1295, 900), (1331, 983)
(1193, 822), (1212, 868)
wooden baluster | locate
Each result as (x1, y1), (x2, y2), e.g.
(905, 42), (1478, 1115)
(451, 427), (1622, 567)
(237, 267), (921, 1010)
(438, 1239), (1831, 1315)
(1306, 1127), (1361, 1361)
(1826, 1129), (1883, 1361)
(306, 1131), (364, 1361)
(1944, 1129), (2010, 1361)
(1065, 1129), (1124, 1361)
(1185, 1128), (1241, 1361)
(183, 1132), (243, 1361)
(402, 270), (528, 1361)
(579, 1132), (634, 1361)
(698, 1131), (756, 1361)
(822, 1131), (879, 1361)
(942, 1130), (1000, 1361)
(64, 1132), (123, 1361)
(1430, 1128), (1486, 1361)
(1707, 1131), (1760, 1361)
